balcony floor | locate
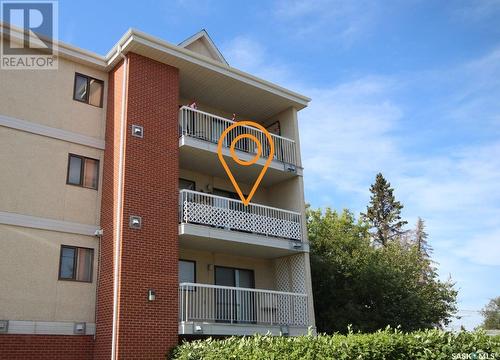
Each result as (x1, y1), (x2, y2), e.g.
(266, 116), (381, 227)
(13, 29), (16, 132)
(179, 321), (310, 336)
(179, 136), (302, 187)
(179, 223), (308, 258)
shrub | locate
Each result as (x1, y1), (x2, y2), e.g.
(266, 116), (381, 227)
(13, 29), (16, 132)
(172, 328), (500, 360)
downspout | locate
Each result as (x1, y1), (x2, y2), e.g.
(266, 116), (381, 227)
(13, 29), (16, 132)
(94, 230), (102, 341)
(111, 45), (128, 360)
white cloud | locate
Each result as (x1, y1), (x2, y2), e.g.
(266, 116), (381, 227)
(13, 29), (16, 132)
(299, 78), (404, 195)
(221, 36), (293, 87)
(273, 0), (378, 44)
(455, 230), (500, 266)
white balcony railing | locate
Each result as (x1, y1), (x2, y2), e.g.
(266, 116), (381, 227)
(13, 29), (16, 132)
(179, 190), (302, 241)
(179, 283), (308, 327)
(179, 106), (297, 166)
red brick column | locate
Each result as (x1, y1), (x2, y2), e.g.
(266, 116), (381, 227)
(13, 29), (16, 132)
(95, 53), (179, 359)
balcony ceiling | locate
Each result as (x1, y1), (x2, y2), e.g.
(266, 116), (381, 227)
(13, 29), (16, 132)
(114, 31), (310, 121)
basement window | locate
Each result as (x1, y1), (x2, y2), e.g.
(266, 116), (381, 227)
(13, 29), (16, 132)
(73, 73), (104, 107)
(67, 154), (99, 190)
(59, 245), (94, 282)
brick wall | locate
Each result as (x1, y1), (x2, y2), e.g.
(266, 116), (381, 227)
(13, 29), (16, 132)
(0, 335), (94, 360)
(94, 53), (179, 359)
(94, 58), (124, 360)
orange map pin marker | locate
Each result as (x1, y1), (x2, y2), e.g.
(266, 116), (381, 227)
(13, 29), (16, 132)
(217, 121), (275, 206)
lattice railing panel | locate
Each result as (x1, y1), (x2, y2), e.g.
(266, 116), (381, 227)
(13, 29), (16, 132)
(179, 190), (302, 241)
(273, 254), (309, 327)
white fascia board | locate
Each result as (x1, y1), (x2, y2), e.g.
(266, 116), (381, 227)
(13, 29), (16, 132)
(106, 29), (311, 107)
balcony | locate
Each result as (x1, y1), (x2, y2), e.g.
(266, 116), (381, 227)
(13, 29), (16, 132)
(178, 107), (302, 186)
(178, 283), (309, 336)
(178, 190), (307, 257)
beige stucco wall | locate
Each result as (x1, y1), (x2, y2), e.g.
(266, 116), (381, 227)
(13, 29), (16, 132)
(0, 126), (103, 225)
(0, 224), (98, 322)
(0, 56), (104, 323)
(179, 248), (275, 290)
(0, 57), (107, 139)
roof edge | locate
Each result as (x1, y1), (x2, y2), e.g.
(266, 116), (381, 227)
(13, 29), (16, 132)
(109, 28), (311, 105)
(0, 23), (311, 105)
(178, 29), (229, 66)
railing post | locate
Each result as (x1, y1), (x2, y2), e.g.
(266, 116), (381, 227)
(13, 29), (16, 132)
(230, 288), (233, 324)
(270, 293), (273, 326)
(185, 287), (189, 322)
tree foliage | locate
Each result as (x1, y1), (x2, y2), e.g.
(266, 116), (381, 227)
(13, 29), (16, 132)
(413, 217), (432, 259)
(361, 173), (408, 246)
(480, 297), (500, 330)
(308, 207), (457, 334)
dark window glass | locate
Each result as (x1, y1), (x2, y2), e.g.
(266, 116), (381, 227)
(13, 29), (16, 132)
(59, 246), (94, 282)
(179, 179), (195, 191)
(179, 260), (195, 283)
(73, 73), (103, 108)
(67, 154), (99, 190)
(67, 155), (83, 185)
(74, 74), (88, 102)
(213, 188), (240, 199)
(60, 247), (76, 279)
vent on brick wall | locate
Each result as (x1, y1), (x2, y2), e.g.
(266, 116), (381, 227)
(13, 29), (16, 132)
(131, 124), (144, 138)
(74, 322), (86, 335)
(0, 320), (8, 333)
(129, 215), (142, 229)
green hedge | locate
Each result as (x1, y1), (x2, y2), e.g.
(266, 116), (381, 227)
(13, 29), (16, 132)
(172, 328), (500, 360)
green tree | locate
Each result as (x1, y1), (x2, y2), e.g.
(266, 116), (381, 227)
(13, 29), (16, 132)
(414, 217), (432, 259)
(308, 207), (457, 334)
(308, 207), (371, 333)
(361, 173), (408, 246)
(480, 297), (500, 329)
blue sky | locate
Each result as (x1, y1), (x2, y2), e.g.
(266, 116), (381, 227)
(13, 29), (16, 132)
(59, 0), (500, 329)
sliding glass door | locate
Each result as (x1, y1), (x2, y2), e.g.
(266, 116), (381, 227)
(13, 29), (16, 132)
(215, 266), (256, 323)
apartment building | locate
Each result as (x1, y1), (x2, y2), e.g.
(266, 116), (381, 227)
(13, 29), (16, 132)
(0, 25), (315, 359)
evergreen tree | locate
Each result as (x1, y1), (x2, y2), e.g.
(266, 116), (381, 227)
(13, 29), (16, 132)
(414, 217), (432, 259)
(361, 173), (408, 246)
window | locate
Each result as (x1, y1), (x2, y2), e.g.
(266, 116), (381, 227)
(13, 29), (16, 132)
(73, 73), (104, 107)
(179, 260), (196, 283)
(213, 188), (248, 214)
(179, 178), (195, 191)
(213, 188), (240, 200)
(266, 121), (281, 136)
(59, 245), (94, 282)
(67, 154), (99, 190)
